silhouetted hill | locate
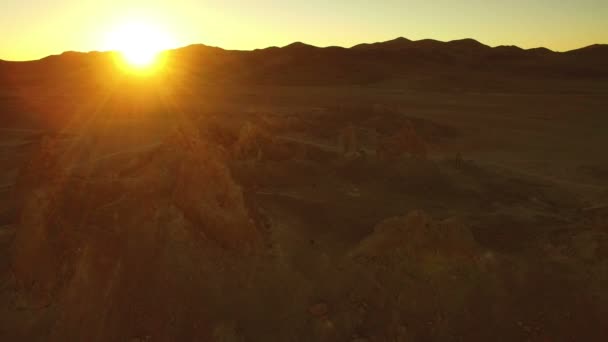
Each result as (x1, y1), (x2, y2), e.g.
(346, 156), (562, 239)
(448, 38), (488, 48)
(176, 38), (608, 84)
(564, 44), (608, 61)
(1, 38), (607, 88)
(527, 47), (554, 55)
(283, 42), (318, 51)
(352, 37), (412, 50)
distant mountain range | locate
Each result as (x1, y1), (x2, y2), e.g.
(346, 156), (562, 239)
(1, 37), (607, 86)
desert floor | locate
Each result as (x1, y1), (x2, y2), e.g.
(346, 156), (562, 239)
(1, 78), (607, 341)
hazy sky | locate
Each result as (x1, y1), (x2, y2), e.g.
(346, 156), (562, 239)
(1, 0), (607, 61)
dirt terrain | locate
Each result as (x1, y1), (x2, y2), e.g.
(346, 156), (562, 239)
(1, 41), (608, 341)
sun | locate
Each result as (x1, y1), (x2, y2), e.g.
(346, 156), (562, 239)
(106, 21), (175, 70)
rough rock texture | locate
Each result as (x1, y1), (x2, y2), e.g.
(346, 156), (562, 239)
(9, 127), (261, 341)
(353, 210), (478, 261)
(377, 121), (427, 161)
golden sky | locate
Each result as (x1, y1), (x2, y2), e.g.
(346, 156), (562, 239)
(1, 0), (607, 61)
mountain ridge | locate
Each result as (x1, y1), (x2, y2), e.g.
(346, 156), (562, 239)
(1, 37), (607, 86)
(4, 37), (608, 62)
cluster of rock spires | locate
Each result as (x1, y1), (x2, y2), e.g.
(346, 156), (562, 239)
(5, 108), (491, 340)
(6, 114), (608, 340)
(10, 126), (262, 340)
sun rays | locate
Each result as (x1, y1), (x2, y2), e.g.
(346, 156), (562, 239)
(105, 20), (176, 72)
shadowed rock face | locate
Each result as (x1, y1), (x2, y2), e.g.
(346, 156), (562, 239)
(353, 210), (479, 262)
(10, 127), (261, 341)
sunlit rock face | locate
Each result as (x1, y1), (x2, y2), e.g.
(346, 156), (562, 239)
(10, 127), (261, 340)
(353, 210), (479, 263)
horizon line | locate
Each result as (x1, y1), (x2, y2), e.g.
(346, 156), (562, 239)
(1, 36), (606, 63)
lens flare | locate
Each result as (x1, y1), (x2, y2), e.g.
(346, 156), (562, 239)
(106, 21), (175, 71)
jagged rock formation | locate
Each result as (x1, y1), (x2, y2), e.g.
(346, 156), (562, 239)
(233, 122), (267, 161)
(353, 210), (479, 263)
(10, 127), (262, 340)
(376, 121), (427, 160)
